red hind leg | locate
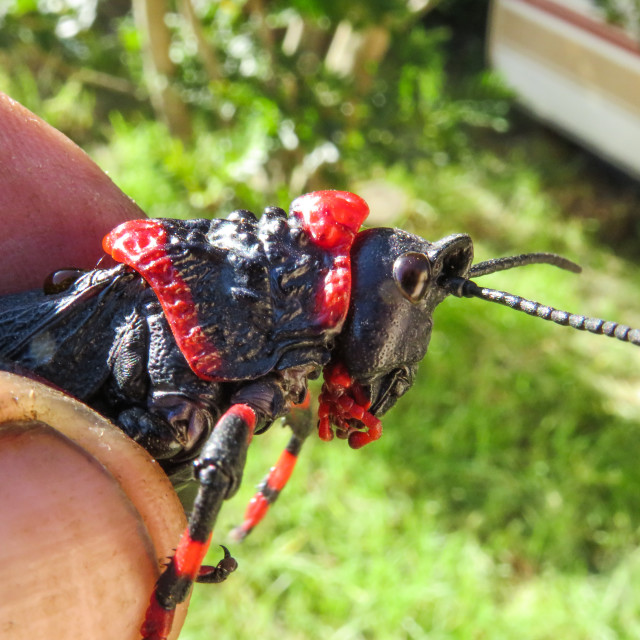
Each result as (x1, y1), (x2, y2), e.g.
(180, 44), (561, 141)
(231, 434), (304, 541)
(231, 395), (313, 541)
(140, 404), (256, 640)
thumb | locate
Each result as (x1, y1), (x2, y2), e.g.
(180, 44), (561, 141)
(0, 92), (145, 294)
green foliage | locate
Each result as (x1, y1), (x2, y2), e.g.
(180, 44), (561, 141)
(0, 0), (510, 208)
(593, 0), (640, 32)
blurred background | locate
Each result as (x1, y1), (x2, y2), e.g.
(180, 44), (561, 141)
(2, 1), (640, 638)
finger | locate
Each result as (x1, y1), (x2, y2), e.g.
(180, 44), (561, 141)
(0, 92), (146, 294)
(0, 372), (189, 640)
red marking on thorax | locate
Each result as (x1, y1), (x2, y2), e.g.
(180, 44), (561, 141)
(103, 220), (221, 380)
(290, 191), (369, 328)
(289, 190), (368, 250)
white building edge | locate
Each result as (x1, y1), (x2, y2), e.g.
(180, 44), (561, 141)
(488, 0), (640, 179)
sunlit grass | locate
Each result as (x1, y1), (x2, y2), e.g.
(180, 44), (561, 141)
(66, 33), (640, 639)
(146, 139), (640, 640)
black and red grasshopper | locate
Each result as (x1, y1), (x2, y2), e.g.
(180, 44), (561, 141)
(0, 190), (638, 639)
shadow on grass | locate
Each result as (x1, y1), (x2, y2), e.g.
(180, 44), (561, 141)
(368, 298), (640, 576)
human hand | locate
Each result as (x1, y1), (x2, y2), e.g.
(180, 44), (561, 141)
(0, 91), (144, 293)
(0, 92), (189, 639)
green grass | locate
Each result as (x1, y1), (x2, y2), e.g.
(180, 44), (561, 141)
(88, 110), (640, 640)
(60, 33), (640, 638)
(140, 136), (640, 640)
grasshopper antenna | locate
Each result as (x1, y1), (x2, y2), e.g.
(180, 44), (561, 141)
(442, 252), (640, 347)
(469, 252), (581, 277)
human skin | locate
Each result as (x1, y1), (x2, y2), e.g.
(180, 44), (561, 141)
(0, 91), (144, 293)
(0, 92), (189, 639)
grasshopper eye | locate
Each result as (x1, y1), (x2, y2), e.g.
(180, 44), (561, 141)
(393, 252), (431, 302)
